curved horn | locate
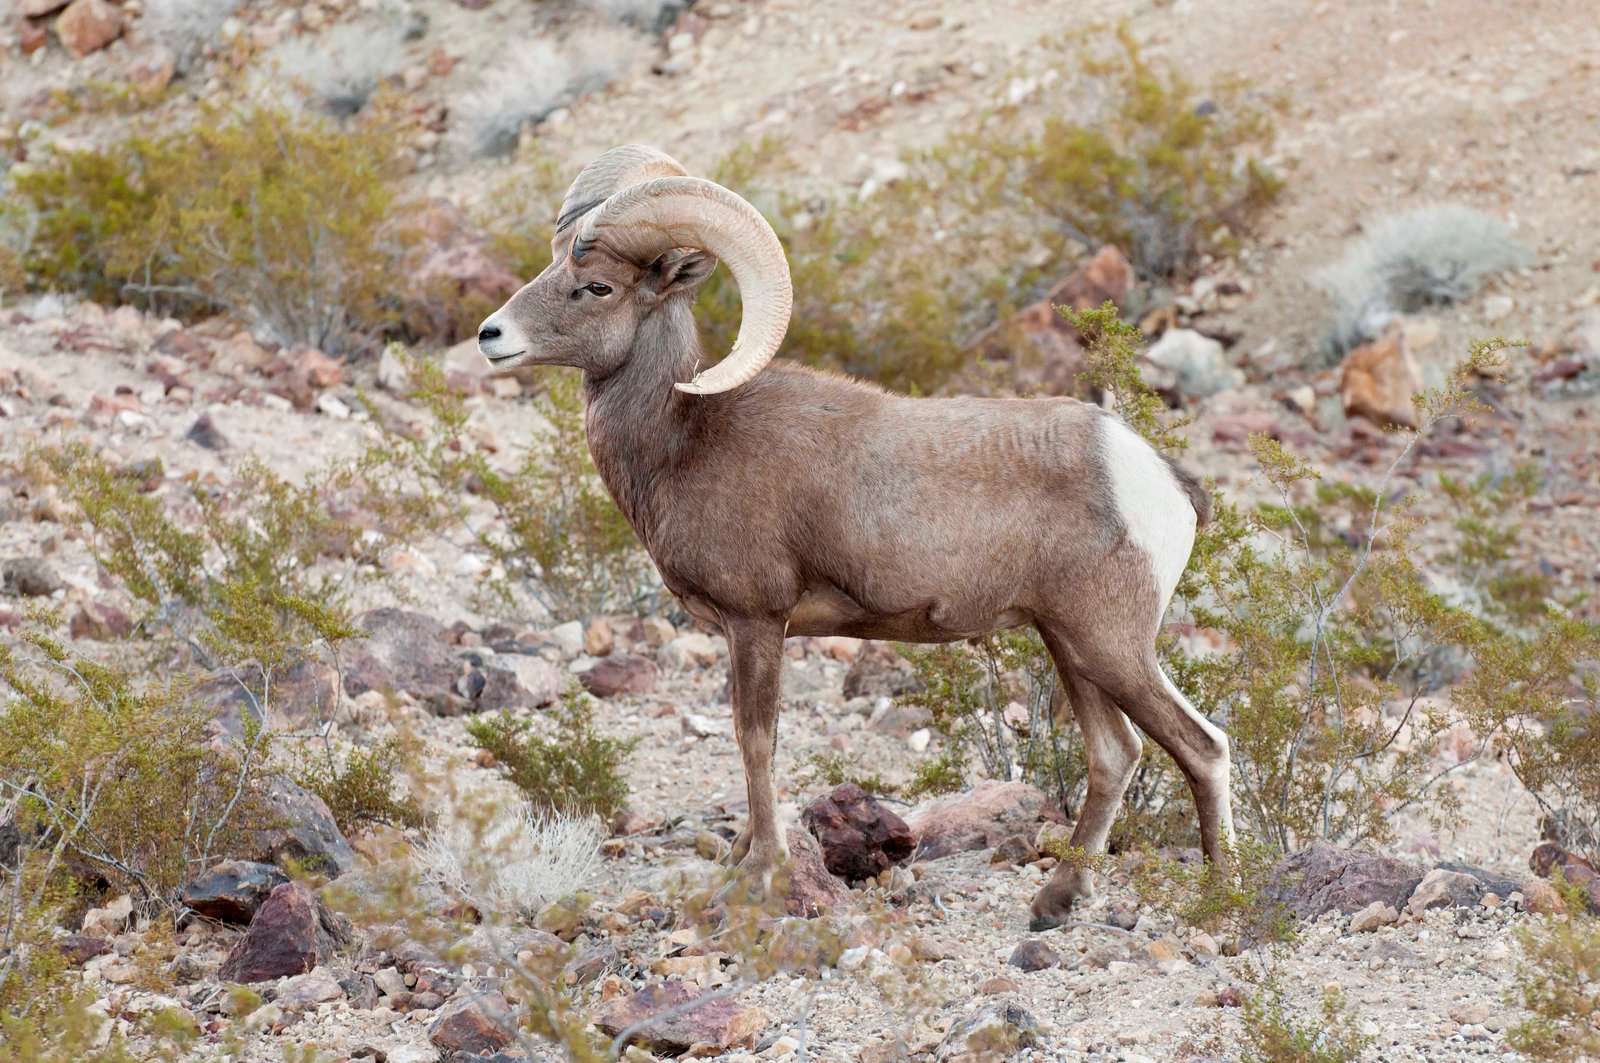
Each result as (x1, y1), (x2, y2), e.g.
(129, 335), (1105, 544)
(555, 144), (688, 235)
(574, 177), (792, 396)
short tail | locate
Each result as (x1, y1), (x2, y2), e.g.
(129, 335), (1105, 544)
(1161, 453), (1213, 528)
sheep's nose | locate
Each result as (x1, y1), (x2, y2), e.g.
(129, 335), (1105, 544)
(478, 324), (502, 343)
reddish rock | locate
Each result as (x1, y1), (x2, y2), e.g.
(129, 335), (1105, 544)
(580, 654), (659, 698)
(966, 245), (1133, 394)
(428, 991), (516, 1055)
(58, 933), (111, 965)
(782, 825), (851, 918)
(1530, 841), (1596, 880)
(989, 833), (1040, 867)
(1007, 938), (1062, 972)
(596, 980), (767, 1054)
(1341, 331), (1423, 429)
(1267, 841), (1425, 920)
(909, 781), (1068, 861)
(20, 19), (50, 53)
(21, 0), (70, 17)
(800, 783), (913, 884)
(69, 601), (134, 640)
(841, 641), (922, 700)
(343, 608), (459, 708)
(216, 882), (351, 983)
(54, 0), (123, 57)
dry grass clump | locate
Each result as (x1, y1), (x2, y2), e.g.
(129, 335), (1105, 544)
(1314, 206), (1527, 356)
(415, 804), (601, 920)
(454, 30), (641, 157)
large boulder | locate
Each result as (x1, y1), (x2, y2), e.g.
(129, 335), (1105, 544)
(1267, 841), (1425, 920)
(182, 860), (290, 924)
(909, 781), (1068, 861)
(800, 783), (914, 884)
(193, 655), (338, 736)
(343, 608), (458, 708)
(596, 980), (767, 1055)
(216, 882), (351, 983)
(1406, 867), (1485, 915)
(249, 777), (357, 876)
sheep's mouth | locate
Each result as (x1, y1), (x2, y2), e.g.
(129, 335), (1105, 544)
(485, 351), (528, 365)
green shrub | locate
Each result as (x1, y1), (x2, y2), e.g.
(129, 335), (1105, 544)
(1241, 980), (1370, 1063)
(13, 104), (413, 352)
(294, 736), (423, 831)
(465, 684), (638, 820)
(0, 622), (269, 945)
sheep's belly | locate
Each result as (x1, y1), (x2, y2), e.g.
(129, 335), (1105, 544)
(786, 584), (1029, 643)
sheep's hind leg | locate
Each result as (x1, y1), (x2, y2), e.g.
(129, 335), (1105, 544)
(1029, 625), (1143, 931)
(717, 615), (789, 899)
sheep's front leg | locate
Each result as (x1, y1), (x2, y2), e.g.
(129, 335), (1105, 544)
(723, 615), (788, 893)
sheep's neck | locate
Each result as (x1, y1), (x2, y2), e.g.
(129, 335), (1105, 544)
(581, 302), (702, 540)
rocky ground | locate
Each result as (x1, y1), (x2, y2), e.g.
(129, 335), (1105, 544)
(4, 0), (1600, 1060)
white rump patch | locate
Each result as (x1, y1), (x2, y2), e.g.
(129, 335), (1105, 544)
(1101, 416), (1196, 607)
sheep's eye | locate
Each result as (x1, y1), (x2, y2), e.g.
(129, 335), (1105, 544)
(584, 282), (613, 297)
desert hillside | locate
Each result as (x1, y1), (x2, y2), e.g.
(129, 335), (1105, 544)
(1, 0), (1598, 1060)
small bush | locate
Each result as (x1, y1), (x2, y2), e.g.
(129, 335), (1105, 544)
(965, 27), (1282, 279)
(415, 804), (600, 920)
(1314, 205), (1527, 355)
(14, 104), (415, 352)
(1241, 980), (1370, 1063)
(294, 736), (423, 831)
(0, 621), (268, 924)
(465, 684), (638, 820)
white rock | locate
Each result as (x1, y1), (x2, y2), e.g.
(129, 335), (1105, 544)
(682, 712), (730, 739)
(548, 621), (585, 658)
(82, 895), (134, 937)
(377, 346), (411, 392)
(907, 728), (931, 753)
(315, 392), (350, 419)
(1142, 329), (1243, 401)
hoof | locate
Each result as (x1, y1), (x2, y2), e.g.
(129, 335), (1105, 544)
(1028, 913), (1063, 933)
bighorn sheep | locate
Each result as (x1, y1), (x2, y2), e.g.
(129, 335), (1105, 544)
(478, 145), (1233, 930)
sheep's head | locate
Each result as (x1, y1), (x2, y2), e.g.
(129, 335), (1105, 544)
(478, 146), (792, 394)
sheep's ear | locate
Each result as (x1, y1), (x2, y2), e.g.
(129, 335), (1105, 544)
(643, 249), (717, 300)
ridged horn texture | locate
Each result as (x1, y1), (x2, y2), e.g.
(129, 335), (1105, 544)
(555, 144), (688, 234)
(568, 156), (793, 396)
